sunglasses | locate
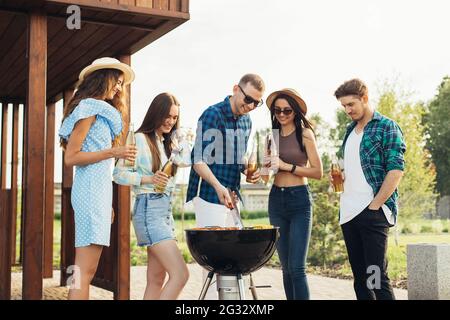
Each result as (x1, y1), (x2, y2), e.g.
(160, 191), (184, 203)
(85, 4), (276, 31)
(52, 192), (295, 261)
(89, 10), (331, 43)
(238, 85), (263, 108)
(274, 107), (294, 116)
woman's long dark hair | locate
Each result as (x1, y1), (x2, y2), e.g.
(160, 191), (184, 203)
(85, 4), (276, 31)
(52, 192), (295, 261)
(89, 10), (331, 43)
(136, 93), (180, 173)
(270, 94), (315, 153)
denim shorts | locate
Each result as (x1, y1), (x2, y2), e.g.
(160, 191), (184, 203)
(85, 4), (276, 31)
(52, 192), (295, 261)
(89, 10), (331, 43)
(132, 193), (176, 247)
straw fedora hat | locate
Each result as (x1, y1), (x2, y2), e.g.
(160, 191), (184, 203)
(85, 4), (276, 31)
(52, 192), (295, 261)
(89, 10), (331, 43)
(266, 88), (307, 115)
(78, 57), (135, 85)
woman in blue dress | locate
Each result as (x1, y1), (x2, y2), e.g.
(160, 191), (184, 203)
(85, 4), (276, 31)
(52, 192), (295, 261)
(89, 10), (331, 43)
(59, 57), (136, 300)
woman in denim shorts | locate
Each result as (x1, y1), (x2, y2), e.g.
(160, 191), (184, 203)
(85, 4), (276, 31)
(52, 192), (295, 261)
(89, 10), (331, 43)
(114, 93), (191, 300)
(265, 89), (323, 300)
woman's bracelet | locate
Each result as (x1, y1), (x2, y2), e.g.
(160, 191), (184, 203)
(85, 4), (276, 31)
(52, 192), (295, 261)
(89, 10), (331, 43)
(290, 164), (297, 173)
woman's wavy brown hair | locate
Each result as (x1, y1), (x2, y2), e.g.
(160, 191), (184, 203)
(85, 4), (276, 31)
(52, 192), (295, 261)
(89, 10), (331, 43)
(136, 93), (180, 173)
(60, 68), (128, 149)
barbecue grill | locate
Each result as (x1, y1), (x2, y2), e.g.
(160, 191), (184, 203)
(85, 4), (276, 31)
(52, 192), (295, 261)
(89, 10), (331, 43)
(185, 227), (280, 300)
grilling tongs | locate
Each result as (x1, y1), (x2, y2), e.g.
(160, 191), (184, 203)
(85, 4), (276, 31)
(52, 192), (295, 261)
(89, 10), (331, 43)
(227, 188), (244, 229)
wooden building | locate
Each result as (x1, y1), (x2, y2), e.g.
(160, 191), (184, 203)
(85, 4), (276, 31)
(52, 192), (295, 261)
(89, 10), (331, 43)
(0, 0), (189, 300)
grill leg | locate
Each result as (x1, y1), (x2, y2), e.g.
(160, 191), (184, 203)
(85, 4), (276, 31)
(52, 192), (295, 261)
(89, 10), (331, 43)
(237, 274), (246, 300)
(199, 271), (215, 300)
(249, 273), (258, 300)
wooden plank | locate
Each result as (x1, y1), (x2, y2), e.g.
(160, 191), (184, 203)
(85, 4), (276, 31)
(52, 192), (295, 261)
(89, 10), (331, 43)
(45, 10), (156, 31)
(46, 22), (121, 91)
(19, 101), (27, 265)
(0, 11), (14, 32)
(1, 103), (7, 189)
(1, 5), (189, 101)
(0, 9), (106, 99)
(0, 15), (62, 99)
(136, 0), (152, 8)
(3, 17), (103, 99)
(0, 15), (24, 60)
(45, 0), (189, 18)
(60, 89), (75, 287)
(118, 0), (135, 6)
(43, 102), (55, 279)
(153, 0), (160, 10)
(10, 103), (19, 264)
(115, 54), (131, 300)
(0, 14), (27, 93)
(22, 10), (47, 300)
(181, 0), (188, 13)
(0, 190), (12, 299)
(49, 27), (138, 97)
(169, 0), (178, 11)
(161, 0), (169, 10)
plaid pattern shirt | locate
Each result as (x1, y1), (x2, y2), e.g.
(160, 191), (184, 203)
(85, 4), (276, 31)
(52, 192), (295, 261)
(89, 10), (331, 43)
(186, 96), (252, 204)
(337, 111), (406, 218)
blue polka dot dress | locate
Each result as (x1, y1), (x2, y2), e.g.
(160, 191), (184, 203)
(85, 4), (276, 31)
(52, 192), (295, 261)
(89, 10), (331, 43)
(59, 98), (123, 248)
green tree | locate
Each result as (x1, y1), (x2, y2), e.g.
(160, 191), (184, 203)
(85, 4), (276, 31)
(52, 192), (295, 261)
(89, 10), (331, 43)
(308, 177), (346, 267)
(425, 76), (450, 196)
(377, 89), (437, 220)
(307, 113), (347, 267)
(329, 108), (351, 148)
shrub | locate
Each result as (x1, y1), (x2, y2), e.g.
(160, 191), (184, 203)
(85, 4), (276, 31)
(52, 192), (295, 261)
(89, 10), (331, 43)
(240, 210), (268, 220)
(420, 225), (433, 233)
(401, 225), (412, 234)
(307, 178), (347, 268)
(173, 211), (195, 220)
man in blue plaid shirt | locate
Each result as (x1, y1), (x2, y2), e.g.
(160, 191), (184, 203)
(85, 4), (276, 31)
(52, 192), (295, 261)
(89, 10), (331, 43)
(186, 74), (265, 217)
(332, 79), (406, 300)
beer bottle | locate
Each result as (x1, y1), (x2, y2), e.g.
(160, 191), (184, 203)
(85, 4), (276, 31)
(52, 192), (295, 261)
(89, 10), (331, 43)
(261, 133), (272, 184)
(154, 155), (178, 193)
(124, 123), (136, 168)
(331, 158), (344, 194)
(246, 138), (258, 183)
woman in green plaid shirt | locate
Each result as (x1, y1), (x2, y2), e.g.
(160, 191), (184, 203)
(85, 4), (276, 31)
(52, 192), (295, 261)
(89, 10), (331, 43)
(332, 79), (406, 300)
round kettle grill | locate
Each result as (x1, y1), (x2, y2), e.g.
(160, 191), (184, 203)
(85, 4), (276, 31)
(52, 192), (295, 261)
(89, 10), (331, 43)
(185, 227), (280, 300)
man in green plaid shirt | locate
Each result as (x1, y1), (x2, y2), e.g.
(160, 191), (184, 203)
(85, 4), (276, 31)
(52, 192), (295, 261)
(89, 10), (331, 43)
(332, 79), (406, 300)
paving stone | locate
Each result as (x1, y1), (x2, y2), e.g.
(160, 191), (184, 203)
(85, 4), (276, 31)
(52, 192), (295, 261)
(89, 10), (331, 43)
(10, 263), (407, 300)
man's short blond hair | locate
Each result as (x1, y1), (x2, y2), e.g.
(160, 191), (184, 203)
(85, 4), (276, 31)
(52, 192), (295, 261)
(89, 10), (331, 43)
(239, 73), (265, 92)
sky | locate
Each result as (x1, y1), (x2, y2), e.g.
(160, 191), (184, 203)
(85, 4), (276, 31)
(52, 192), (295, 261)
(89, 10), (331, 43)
(2, 0), (450, 185)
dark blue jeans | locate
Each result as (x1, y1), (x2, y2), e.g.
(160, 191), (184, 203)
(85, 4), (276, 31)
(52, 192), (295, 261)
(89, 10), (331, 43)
(268, 185), (312, 300)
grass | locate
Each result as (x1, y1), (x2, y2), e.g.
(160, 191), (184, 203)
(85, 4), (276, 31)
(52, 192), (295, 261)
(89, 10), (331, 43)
(397, 218), (450, 234)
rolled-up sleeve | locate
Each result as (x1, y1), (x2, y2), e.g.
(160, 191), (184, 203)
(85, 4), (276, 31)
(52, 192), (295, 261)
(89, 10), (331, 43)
(173, 140), (193, 168)
(113, 160), (142, 186)
(383, 121), (406, 172)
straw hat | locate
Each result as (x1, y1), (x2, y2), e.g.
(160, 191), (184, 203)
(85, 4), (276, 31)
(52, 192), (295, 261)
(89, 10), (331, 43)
(78, 57), (135, 85)
(266, 88), (307, 114)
